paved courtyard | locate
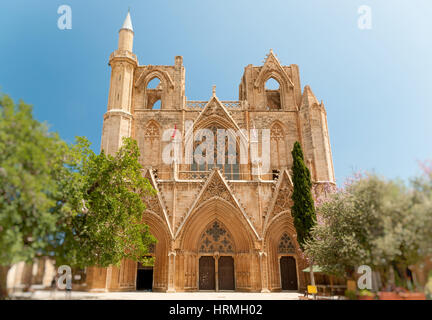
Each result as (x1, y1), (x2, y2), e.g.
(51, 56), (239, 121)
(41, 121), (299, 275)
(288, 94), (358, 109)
(11, 290), (302, 300)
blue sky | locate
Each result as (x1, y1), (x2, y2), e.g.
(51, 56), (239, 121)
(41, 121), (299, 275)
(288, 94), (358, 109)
(0, 0), (431, 185)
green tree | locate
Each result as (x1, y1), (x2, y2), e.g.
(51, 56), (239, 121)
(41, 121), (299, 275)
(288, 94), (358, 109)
(0, 93), (69, 298)
(55, 137), (157, 268)
(305, 173), (432, 289)
(0, 93), (157, 298)
(290, 141), (317, 285)
(411, 162), (432, 263)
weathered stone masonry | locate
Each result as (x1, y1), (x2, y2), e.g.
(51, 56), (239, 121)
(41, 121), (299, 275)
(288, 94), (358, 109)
(87, 11), (335, 292)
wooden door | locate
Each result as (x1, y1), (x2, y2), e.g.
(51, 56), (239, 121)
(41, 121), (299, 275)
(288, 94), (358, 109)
(218, 256), (235, 290)
(280, 256), (298, 290)
(199, 256), (215, 290)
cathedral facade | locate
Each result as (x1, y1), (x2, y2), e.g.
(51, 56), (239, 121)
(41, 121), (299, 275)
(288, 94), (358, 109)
(85, 12), (335, 292)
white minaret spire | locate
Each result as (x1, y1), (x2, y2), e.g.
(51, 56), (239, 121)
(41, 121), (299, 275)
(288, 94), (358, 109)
(121, 9), (133, 32)
(118, 9), (134, 51)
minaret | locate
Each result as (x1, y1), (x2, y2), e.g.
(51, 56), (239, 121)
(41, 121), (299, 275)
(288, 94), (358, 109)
(118, 10), (134, 52)
(101, 10), (138, 155)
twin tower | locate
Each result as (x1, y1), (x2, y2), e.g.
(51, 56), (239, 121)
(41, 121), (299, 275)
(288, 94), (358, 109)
(101, 11), (334, 185)
(93, 11), (335, 292)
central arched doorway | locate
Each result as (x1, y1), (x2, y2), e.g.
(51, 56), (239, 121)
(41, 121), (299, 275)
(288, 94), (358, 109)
(198, 221), (236, 291)
(178, 197), (258, 291)
(198, 255), (235, 291)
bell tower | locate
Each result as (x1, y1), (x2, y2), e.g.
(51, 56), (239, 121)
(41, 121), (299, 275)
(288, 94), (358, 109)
(101, 11), (137, 155)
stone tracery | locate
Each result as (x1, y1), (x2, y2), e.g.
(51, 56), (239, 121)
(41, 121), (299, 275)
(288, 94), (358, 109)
(273, 176), (292, 215)
(200, 172), (233, 204)
(270, 123), (284, 141)
(199, 221), (234, 253)
(145, 121), (160, 139)
(278, 232), (295, 254)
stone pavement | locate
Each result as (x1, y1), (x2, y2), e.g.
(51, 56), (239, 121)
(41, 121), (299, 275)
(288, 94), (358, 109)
(11, 290), (302, 300)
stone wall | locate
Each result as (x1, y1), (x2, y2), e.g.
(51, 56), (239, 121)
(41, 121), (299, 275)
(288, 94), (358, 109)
(90, 19), (335, 292)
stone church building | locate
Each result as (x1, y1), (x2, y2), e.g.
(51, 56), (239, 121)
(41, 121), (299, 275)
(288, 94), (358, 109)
(6, 11), (335, 294)
(80, 12), (335, 293)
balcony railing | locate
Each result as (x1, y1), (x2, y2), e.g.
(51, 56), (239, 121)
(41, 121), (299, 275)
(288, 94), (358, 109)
(185, 100), (242, 110)
(185, 101), (207, 109)
(154, 171), (274, 182)
(178, 170), (211, 180)
(221, 101), (241, 109)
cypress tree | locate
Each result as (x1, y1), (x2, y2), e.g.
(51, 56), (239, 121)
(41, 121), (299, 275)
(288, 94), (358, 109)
(290, 141), (317, 286)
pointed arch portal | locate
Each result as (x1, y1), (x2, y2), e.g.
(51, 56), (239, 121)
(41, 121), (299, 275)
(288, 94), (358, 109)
(278, 233), (298, 290)
(198, 220), (236, 291)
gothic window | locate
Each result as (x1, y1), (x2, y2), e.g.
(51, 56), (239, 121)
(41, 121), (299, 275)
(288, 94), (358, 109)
(147, 77), (161, 89)
(270, 123), (286, 168)
(265, 77), (281, 110)
(142, 122), (160, 166)
(146, 77), (163, 109)
(199, 221), (234, 253)
(152, 100), (161, 109)
(278, 233), (295, 254)
(191, 125), (240, 180)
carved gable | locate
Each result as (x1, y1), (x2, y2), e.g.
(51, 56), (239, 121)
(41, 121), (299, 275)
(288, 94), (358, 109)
(273, 175), (292, 215)
(264, 170), (294, 230)
(175, 168), (260, 240)
(200, 170), (233, 204)
(254, 50), (294, 89)
(192, 96), (246, 135)
(143, 169), (173, 235)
